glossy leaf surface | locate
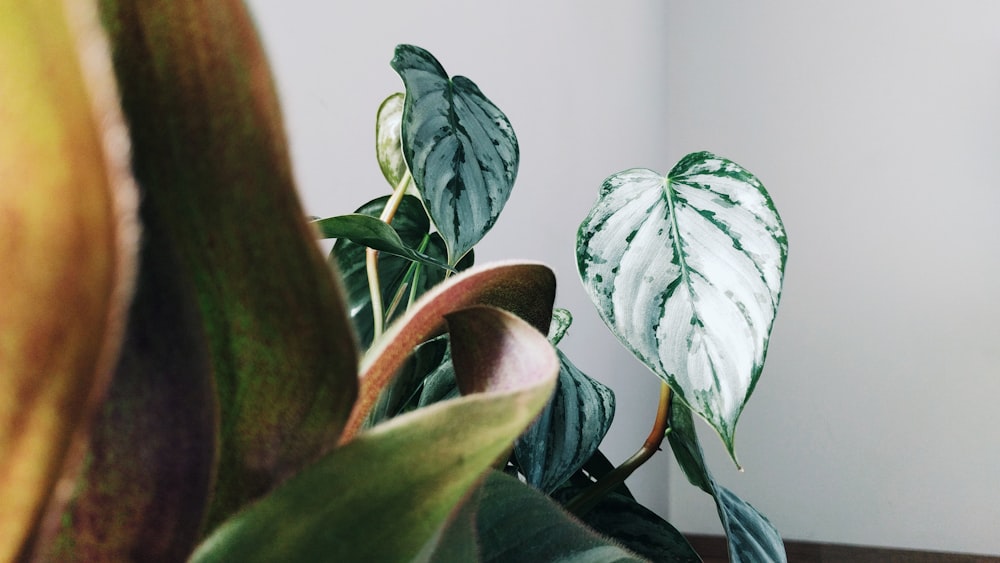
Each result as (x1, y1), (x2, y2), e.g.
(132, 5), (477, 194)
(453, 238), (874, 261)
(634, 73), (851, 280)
(330, 195), (469, 349)
(0, 3), (138, 558)
(392, 44), (519, 265)
(313, 213), (452, 270)
(99, 0), (358, 528)
(577, 151), (787, 456)
(191, 306), (559, 562)
(668, 400), (786, 563)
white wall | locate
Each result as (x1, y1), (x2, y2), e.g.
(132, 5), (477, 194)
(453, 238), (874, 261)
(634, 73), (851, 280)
(661, 2), (1000, 556)
(247, 1), (1000, 556)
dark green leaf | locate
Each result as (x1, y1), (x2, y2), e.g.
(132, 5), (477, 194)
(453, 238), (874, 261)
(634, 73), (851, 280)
(574, 492), (701, 563)
(577, 151), (787, 461)
(515, 350), (615, 493)
(331, 194), (470, 349)
(474, 472), (644, 563)
(313, 213), (453, 271)
(392, 44), (519, 265)
(667, 400), (786, 563)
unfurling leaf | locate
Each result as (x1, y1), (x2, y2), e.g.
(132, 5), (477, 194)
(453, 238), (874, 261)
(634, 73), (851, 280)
(341, 261), (556, 442)
(392, 44), (519, 265)
(577, 152), (787, 460)
(0, 3), (138, 559)
(375, 92), (412, 191)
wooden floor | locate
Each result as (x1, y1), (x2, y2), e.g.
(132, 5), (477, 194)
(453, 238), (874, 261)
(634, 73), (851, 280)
(685, 535), (1000, 563)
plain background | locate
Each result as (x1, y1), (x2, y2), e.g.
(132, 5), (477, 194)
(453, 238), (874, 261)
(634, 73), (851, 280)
(246, 1), (1000, 556)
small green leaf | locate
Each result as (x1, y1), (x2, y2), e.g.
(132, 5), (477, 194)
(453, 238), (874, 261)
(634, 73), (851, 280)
(577, 151), (787, 460)
(548, 308), (574, 345)
(375, 92), (412, 191)
(391, 44), (519, 265)
(514, 350), (615, 493)
(313, 213), (453, 270)
(667, 400), (786, 563)
(190, 306), (559, 562)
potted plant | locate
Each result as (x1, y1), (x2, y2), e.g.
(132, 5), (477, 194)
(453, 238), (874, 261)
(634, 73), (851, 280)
(0, 2), (787, 561)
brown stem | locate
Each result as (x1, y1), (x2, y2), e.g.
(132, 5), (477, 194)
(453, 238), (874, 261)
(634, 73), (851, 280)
(565, 382), (672, 516)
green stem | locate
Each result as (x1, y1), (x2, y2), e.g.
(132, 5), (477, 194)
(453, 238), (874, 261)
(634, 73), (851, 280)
(565, 383), (672, 516)
(366, 170), (412, 340)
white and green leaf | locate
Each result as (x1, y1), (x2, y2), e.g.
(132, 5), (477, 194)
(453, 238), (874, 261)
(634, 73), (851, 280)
(577, 151), (787, 458)
(375, 92), (416, 194)
(391, 44), (519, 266)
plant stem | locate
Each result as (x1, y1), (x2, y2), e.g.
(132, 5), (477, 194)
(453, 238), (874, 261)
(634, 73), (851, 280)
(565, 382), (672, 516)
(366, 170), (411, 340)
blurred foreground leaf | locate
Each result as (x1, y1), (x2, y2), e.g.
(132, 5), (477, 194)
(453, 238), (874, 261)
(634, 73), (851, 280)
(98, 0), (358, 527)
(0, 3), (138, 558)
(191, 306), (558, 562)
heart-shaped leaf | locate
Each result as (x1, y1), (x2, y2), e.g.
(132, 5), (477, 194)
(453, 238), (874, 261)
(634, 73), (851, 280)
(190, 306), (559, 562)
(342, 261), (556, 442)
(99, 0), (359, 528)
(392, 44), (519, 265)
(667, 399), (786, 563)
(0, 4), (138, 559)
(577, 151), (787, 458)
(313, 213), (453, 271)
(514, 350), (615, 493)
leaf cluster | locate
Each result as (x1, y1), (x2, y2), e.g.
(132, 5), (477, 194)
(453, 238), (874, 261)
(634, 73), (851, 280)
(0, 3), (788, 562)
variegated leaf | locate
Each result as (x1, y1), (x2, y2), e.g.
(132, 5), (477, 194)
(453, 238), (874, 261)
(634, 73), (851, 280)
(391, 44), (519, 265)
(577, 151), (787, 458)
(375, 92), (414, 192)
(514, 350), (615, 494)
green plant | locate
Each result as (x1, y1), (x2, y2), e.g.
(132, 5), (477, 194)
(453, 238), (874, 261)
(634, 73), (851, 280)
(1, 2), (787, 562)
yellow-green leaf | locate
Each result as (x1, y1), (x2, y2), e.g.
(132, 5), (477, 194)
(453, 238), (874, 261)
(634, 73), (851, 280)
(0, 2), (138, 559)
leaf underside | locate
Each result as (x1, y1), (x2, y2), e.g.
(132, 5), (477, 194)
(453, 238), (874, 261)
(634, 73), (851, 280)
(667, 399), (786, 563)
